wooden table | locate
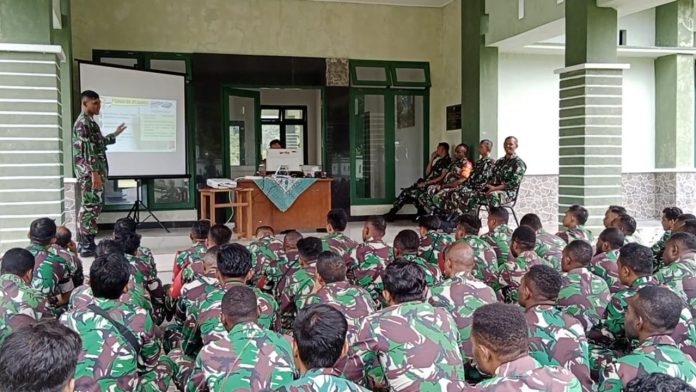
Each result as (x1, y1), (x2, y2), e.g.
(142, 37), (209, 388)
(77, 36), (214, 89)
(236, 178), (332, 233)
(199, 187), (253, 239)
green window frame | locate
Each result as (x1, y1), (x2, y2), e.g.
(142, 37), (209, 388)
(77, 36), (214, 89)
(350, 60), (430, 88)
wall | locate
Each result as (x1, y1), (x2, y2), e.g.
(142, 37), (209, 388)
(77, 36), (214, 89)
(622, 57), (656, 172)
(436, 0), (462, 149)
(618, 8), (655, 46)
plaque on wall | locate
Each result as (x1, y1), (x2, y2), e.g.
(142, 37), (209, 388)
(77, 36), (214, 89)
(446, 104), (461, 131)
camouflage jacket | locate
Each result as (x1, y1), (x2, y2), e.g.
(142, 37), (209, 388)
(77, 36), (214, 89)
(175, 273), (219, 326)
(322, 232), (359, 259)
(624, 233), (643, 245)
(277, 368), (369, 392)
(400, 253), (442, 287)
(248, 235), (286, 287)
(656, 252), (696, 311)
(52, 244), (84, 287)
(428, 271), (497, 362)
(0, 274), (47, 343)
(349, 238), (393, 304)
(305, 281), (376, 344)
(599, 335), (696, 392)
(474, 355), (582, 391)
(481, 224), (514, 268)
(60, 296), (161, 391)
(279, 262), (318, 332)
(489, 154), (526, 199)
(535, 229), (566, 270)
(558, 267), (611, 332)
(465, 156), (495, 192)
(524, 304), (593, 391)
(590, 249), (625, 294)
(499, 250), (544, 303)
(344, 300), (467, 391)
(454, 236), (500, 290)
(186, 321), (296, 392)
(27, 242), (75, 309)
(125, 253), (164, 317)
(72, 111), (116, 177)
(652, 230), (672, 257)
(442, 158), (473, 185)
(426, 155), (453, 182)
(419, 231), (454, 267)
(173, 241), (207, 280)
(557, 226), (595, 244)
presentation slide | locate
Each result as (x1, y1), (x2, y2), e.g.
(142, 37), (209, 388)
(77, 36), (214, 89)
(100, 96), (177, 153)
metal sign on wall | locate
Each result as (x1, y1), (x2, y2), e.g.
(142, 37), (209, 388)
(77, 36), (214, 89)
(446, 104), (461, 131)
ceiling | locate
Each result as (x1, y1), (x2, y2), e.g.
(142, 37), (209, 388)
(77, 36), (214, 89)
(309, 0), (453, 7)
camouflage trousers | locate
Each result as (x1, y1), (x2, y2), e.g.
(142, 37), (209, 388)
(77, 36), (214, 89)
(417, 186), (455, 214)
(392, 184), (426, 212)
(77, 173), (105, 237)
(151, 348), (195, 391)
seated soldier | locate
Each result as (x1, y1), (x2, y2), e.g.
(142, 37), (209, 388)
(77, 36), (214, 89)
(60, 253), (176, 391)
(674, 214), (696, 234)
(657, 232), (696, 311)
(187, 285), (296, 391)
(611, 213), (642, 245)
(520, 213), (566, 270)
(183, 244), (277, 355)
(170, 220), (210, 299)
(625, 373), (696, 392)
(322, 208), (359, 259)
(279, 237), (322, 333)
(385, 142), (452, 221)
(207, 224), (232, 248)
(26, 217), (75, 314)
(428, 242), (497, 374)
(114, 217), (154, 258)
(345, 261), (467, 391)
(481, 206), (515, 267)
(557, 205), (595, 244)
(278, 304), (368, 392)
(592, 228), (626, 293)
(0, 319), (81, 392)
(599, 286), (696, 391)
(53, 226), (84, 288)
(349, 216), (393, 304)
(393, 229), (442, 286)
(603, 205), (627, 229)
(558, 240), (611, 332)
(452, 214), (499, 289)
(272, 230), (304, 298)
(418, 143), (473, 215)
(519, 265), (593, 392)
(417, 215), (454, 267)
(653, 207), (683, 262)
(471, 303), (581, 391)
(248, 225), (286, 288)
(499, 226), (544, 303)
(305, 251), (376, 345)
(0, 248), (48, 343)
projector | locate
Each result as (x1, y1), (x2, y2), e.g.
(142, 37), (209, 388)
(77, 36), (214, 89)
(207, 178), (237, 189)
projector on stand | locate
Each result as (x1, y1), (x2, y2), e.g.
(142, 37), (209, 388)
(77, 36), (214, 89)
(207, 178), (237, 189)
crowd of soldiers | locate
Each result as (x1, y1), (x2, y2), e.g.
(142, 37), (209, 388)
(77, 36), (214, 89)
(1, 200), (696, 391)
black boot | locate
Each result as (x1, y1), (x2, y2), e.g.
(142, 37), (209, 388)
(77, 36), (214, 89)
(384, 207), (399, 222)
(78, 235), (96, 257)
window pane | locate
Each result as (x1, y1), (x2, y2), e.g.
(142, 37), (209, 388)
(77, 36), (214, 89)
(355, 66), (388, 82)
(261, 109), (280, 120)
(228, 95), (258, 177)
(355, 95), (386, 199)
(284, 124), (304, 160)
(284, 109), (303, 120)
(154, 178), (189, 204)
(261, 124), (281, 160)
(99, 57), (139, 68)
(229, 125), (241, 166)
(149, 59), (187, 74)
(104, 179), (144, 206)
(395, 67), (427, 83)
(394, 95), (424, 195)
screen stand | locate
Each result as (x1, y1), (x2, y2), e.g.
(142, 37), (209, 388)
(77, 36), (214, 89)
(127, 179), (170, 233)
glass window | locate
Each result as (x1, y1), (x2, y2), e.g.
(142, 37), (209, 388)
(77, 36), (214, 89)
(261, 109), (280, 120)
(153, 178), (189, 204)
(284, 124), (304, 154)
(284, 109), (304, 120)
(355, 94), (387, 199)
(261, 124), (281, 160)
(394, 94), (424, 195)
(99, 57), (139, 68)
(229, 124), (242, 166)
(394, 67), (427, 83)
(354, 66), (388, 83)
(149, 59), (187, 74)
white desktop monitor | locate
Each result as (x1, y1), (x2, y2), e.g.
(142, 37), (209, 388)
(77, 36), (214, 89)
(266, 149), (303, 172)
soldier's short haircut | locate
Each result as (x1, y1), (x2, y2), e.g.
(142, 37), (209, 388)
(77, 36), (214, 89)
(293, 304), (348, 369)
(418, 215), (441, 231)
(366, 216), (387, 236)
(115, 230), (141, 256)
(524, 265), (562, 300)
(95, 239), (122, 256)
(81, 89), (99, 100)
(256, 225), (275, 237)
(511, 226), (536, 251)
(217, 243), (252, 278)
(455, 143), (469, 156)
(668, 232), (696, 252)
(221, 284), (257, 321)
(488, 207), (509, 224)
(297, 237), (323, 261)
(90, 253), (130, 299)
(625, 373), (696, 392)
(284, 230), (303, 247)
(663, 207), (684, 221)
(0, 319), (81, 392)
(520, 213), (543, 232)
(393, 230), (420, 253)
(565, 240), (593, 266)
(677, 213), (696, 223)
(29, 217), (56, 245)
(599, 228), (625, 250)
(383, 260), (426, 303)
(55, 226), (72, 248)
(633, 286), (683, 332)
(208, 224), (233, 246)
(0, 248), (35, 276)
(114, 217), (137, 235)
(203, 246), (220, 269)
(327, 209), (349, 231)
(472, 303), (528, 357)
(567, 205), (589, 225)
(607, 205), (627, 215)
(480, 139), (493, 150)
(679, 220), (696, 236)
(316, 251), (346, 284)
(615, 213), (637, 235)
(618, 243), (654, 276)
(191, 220), (211, 240)
(437, 142), (450, 152)
(458, 214), (482, 235)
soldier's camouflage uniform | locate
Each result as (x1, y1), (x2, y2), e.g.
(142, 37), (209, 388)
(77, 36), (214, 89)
(558, 267), (611, 332)
(172, 241), (207, 288)
(524, 304), (594, 392)
(419, 158), (472, 214)
(438, 156), (496, 215)
(428, 271), (497, 363)
(185, 321), (297, 392)
(400, 253), (442, 287)
(27, 242), (75, 313)
(481, 224), (514, 268)
(277, 368), (369, 392)
(279, 261), (318, 333)
(126, 253), (165, 324)
(52, 244), (85, 287)
(590, 249), (625, 294)
(248, 235), (286, 289)
(322, 232), (359, 260)
(418, 231), (454, 268)
(534, 229), (566, 270)
(557, 226), (595, 245)
(652, 230), (672, 268)
(349, 238), (393, 305)
(73, 111), (116, 237)
(624, 233), (643, 245)
(452, 236), (500, 290)
(656, 252), (696, 312)
(474, 355), (582, 391)
(344, 300), (467, 391)
(390, 155), (452, 213)
(499, 250), (544, 303)
(165, 272), (219, 352)
(0, 274), (47, 343)
(460, 154), (527, 213)
(598, 334), (696, 392)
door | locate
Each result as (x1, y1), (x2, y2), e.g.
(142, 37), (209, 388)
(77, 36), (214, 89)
(223, 88), (261, 179)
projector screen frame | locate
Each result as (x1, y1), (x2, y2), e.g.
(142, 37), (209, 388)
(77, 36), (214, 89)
(76, 60), (190, 179)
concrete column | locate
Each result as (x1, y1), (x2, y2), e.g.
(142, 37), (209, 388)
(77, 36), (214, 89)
(557, 0), (626, 230)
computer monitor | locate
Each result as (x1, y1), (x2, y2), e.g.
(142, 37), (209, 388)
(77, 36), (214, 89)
(266, 149), (303, 172)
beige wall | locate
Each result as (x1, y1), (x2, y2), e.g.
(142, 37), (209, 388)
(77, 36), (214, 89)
(436, 0), (462, 148)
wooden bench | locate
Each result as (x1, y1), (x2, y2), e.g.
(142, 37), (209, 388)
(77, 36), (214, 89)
(199, 187), (253, 239)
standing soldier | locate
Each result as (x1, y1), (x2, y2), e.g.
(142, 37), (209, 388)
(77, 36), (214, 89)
(72, 90), (127, 257)
(591, 228), (626, 293)
(520, 213), (567, 270)
(350, 216), (393, 305)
